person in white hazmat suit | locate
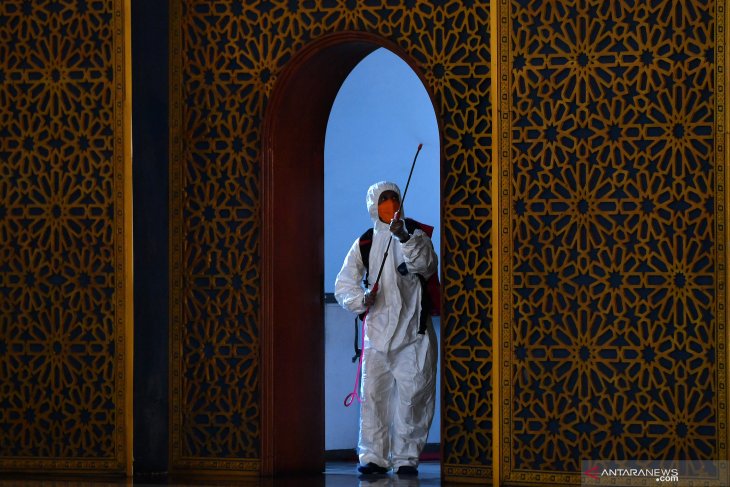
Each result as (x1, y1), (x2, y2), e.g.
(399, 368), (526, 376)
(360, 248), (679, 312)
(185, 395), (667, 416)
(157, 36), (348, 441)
(335, 181), (438, 476)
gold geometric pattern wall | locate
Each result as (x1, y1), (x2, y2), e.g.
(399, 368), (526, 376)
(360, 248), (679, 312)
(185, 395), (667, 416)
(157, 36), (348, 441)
(494, 0), (728, 484)
(169, 1), (493, 481)
(0, 0), (131, 475)
(171, 0), (729, 484)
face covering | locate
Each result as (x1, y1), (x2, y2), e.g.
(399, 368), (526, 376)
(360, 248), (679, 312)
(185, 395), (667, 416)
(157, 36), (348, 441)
(378, 198), (400, 223)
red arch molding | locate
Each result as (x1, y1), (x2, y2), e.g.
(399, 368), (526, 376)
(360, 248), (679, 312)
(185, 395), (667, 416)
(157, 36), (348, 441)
(261, 31), (442, 476)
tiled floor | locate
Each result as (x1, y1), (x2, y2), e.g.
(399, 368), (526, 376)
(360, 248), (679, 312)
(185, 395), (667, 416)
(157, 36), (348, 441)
(324, 461), (441, 486)
(0, 462), (451, 487)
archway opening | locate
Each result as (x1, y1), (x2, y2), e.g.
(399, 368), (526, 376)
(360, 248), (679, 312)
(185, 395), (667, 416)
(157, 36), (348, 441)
(323, 47), (441, 462)
(261, 33), (441, 476)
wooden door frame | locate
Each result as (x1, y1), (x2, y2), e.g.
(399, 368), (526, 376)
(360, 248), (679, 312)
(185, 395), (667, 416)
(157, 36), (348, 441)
(260, 31), (432, 475)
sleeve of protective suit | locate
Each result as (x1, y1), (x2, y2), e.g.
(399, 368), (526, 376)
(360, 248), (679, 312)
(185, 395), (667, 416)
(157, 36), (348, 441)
(334, 238), (368, 315)
(401, 228), (438, 279)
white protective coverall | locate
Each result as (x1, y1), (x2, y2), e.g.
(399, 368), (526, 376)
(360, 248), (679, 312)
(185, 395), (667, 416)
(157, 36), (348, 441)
(334, 181), (438, 470)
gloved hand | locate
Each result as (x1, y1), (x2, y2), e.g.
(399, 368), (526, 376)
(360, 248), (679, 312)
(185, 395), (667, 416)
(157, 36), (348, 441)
(389, 214), (410, 242)
(363, 288), (378, 307)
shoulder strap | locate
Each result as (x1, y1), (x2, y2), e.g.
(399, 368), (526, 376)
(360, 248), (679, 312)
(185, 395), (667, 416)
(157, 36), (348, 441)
(404, 217), (434, 237)
(353, 229), (374, 361)
(404, 218), (441, 331)
(404, 218), (419, 235)
(358, 228), (373, 287)
(352, 315), (361, 362)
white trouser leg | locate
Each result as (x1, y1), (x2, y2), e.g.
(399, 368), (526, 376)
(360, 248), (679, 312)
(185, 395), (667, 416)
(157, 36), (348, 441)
(390, 327), (437, 468)
(358, 347), (394, 467)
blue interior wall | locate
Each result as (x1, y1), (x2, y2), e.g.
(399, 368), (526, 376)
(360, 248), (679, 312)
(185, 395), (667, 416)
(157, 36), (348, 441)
(324, 48), (440, 292)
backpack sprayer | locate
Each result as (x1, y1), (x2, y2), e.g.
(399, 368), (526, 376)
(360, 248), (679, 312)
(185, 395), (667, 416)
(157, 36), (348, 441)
(344, 143), (423, 407)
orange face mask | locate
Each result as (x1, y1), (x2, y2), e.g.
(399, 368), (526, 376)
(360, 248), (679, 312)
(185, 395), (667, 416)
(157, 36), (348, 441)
(378, 198), (400, 223)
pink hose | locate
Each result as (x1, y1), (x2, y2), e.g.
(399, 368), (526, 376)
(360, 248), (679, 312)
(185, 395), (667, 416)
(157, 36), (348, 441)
(344, 309), (368, 407)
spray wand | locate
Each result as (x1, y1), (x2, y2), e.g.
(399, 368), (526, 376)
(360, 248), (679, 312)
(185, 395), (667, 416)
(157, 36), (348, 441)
(344, 143), (423, 407)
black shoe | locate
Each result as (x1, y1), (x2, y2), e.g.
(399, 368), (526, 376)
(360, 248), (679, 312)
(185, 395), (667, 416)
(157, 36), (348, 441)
(396, 465), (418, 475)
(357, 462), (389, 475)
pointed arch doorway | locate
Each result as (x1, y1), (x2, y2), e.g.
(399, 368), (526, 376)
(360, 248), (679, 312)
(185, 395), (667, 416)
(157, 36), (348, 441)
(261, 32), (441, 475)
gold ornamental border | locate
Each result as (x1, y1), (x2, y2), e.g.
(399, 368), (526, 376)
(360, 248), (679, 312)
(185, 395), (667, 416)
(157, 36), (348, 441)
(120, 0), (133, 475)
(168, 0), (183, 472)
